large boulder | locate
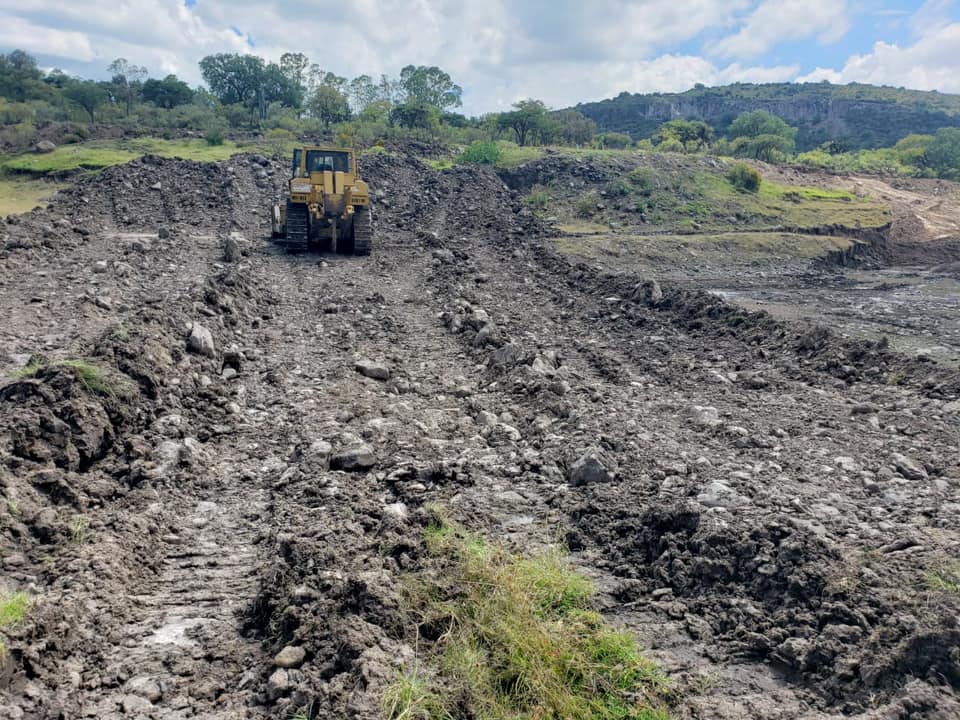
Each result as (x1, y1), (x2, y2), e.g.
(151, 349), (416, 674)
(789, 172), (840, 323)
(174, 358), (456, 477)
(34, 140), (56, 154)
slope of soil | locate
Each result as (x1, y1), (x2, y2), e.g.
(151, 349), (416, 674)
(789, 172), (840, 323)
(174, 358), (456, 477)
(0, 151), (957, 720)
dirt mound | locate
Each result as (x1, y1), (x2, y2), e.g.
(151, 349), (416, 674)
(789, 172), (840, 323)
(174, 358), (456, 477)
(0, 149), (957, 719)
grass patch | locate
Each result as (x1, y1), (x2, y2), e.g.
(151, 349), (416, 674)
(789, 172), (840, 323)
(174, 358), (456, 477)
(386, 519), (671, 720)
(15, 359), (134, 399)
(925, 562), (960, 594)
(0, 177), (70, 216)
(0, 591), (31, 657)
(0, 137), (255, 176)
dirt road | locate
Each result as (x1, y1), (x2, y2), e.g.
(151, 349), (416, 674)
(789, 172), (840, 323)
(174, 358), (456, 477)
(1, 152), (958, 719)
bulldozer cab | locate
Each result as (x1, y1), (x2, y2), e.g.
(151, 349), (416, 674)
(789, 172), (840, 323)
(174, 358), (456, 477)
(291, 148), (354, 179)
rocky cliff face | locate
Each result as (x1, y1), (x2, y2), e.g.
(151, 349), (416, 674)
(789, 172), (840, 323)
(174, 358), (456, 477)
(576, 83), (960, 150)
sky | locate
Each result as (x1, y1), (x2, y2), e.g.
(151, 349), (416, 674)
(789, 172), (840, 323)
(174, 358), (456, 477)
(1, 0), (959, 115)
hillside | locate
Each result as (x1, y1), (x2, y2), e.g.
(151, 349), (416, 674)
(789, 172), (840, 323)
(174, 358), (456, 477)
(575, 82), (960, 150)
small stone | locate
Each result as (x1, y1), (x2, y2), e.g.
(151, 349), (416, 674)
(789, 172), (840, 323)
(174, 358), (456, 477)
(688, 405), (721, 427)
(891, 452), (927, 480)
(124, 676), (162, 703)
(34, 140), (56, 153)
(92, 260), (109, 273)
(567, 448), (616, 485)
(221, 367), (238, 381)
(331, 443), (376, 471)
(266, 669), (291, 699)
(187, 323), (216, 357)
(157, 227), (171, 239)
(274, 645), (306, 669)
(94, 295), (112, 310)
(150, 181), (162, 191)
(121, 693), (154, 714)
(355, 359), (391, 381)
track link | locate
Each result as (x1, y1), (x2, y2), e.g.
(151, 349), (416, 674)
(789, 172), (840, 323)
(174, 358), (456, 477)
(280, 201), (309, 252)
(353, 206), (373, 256)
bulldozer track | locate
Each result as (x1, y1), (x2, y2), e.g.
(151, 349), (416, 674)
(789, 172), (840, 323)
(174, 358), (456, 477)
(353, 206), (372, 256)
(282, 200), (309, 252)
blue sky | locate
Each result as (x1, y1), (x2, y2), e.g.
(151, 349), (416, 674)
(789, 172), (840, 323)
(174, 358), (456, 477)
(1, 1), (959, 114)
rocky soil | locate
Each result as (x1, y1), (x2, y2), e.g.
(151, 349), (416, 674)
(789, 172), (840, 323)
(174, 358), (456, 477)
(0, 150), (958, 719)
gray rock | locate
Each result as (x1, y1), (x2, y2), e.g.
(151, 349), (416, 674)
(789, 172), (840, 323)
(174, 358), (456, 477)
(688, 405), (721, 427)
(124, 676), (162, 703)
(266, 668), (290, 699)
(150, 181), (162, 191)
(187, 323), (216, 357)
(331, 443), (376, 471)
(567, 448), (616, 485)
(697, 481), (750, 509)
(121, 693), (154, 714)
(306, 439), (332, 465)
(34, 140), (56, 154)
(157, 227), (170, 239)
(92, 260), (109, 273)
(355, 359), (391, 381)
(891, 452), (927, 480)
(223, 235), (242, 262)
(274, 645), (306, 669)
(491, 343), (523, 368)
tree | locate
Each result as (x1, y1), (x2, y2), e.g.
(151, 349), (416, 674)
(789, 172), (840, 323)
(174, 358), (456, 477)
(654, 119), (714, 151)
(199, 53), (264, 106)
(497, 99), (548, 147)
(550, 110), (596, 146)
(64, 79), (108, 122)
(107, 58), (147, 116)
(279, 52), (310, 92)
(309, 84), (350, 126)
(0, 49), (47, 102)
(398, 65), (462, 110)
(925, 127), (960, 180)
(348, 74), (378, 114)
(142, 75), (194, 109)
(388, 102), (439, 131)
(728, 110), (797, 161)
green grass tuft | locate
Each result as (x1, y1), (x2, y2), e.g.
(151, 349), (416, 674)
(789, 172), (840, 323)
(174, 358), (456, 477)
(0, 590), (31, 657)
(925, 562), (960, 594)
(15, 359), (135, 399)
(389, 520), (671, 720)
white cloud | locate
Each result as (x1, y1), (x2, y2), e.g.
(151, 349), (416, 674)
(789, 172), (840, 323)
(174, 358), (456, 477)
(708, 0), (850, 59)
(797, 20), (960, 92)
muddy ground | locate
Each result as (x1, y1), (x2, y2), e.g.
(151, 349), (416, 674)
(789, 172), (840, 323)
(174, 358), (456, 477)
(0, 151), (958, 719)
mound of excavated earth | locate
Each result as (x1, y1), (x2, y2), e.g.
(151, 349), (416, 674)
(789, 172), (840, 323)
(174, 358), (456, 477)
(0, 151), (958, 719)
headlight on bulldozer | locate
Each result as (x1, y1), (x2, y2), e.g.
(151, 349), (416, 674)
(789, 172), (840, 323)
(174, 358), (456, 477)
(291, 182), (313, 193)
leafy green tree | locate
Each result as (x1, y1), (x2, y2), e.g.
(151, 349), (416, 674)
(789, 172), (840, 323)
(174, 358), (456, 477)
(731, 133), (794, 162)
(142, 75), (194, 109)
(551, 110), (597, 146)
(279, 52), (310, 92)
(654, 119), (714, 151)
(399, 65), (462, 110)
(388, 102), (439, 130)
(595, 132), (632, 149)
(107, 58), (147, 116)
(359, 99), (391, 124)
(64, 80), (109, 122)
(497, 99), (548, 146)
(925, 127), (960, 180)
(199, 53), (264, 106)
(309, 84), (350, 126)
(728, 110), (797, 160)
(0, 50), (48, 102)
(348, 74), (378, 114)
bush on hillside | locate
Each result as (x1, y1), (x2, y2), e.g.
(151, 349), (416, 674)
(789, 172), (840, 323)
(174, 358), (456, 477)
(458, 140), (501, 165)
(727, 162), (761, 192)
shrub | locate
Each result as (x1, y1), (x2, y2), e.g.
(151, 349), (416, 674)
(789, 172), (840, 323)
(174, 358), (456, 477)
(204, 125), (225, 146)
(526, 185), (550, 210)
(458, 140), (502, 165)
(627, 167), (655, 195)
(596, 132), (632, 149)
(576, 191), (601, 218)
(727, 162), (761, 192)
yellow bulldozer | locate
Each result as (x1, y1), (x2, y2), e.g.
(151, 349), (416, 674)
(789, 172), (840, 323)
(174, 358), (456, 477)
(271, 145), (373, 255)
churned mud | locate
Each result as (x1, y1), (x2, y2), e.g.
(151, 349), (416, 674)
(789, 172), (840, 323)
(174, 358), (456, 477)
(0, 151), (958, 718)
